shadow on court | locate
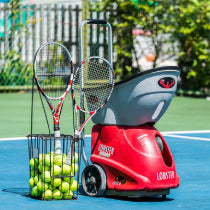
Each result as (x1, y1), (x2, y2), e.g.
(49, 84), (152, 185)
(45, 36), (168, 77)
(2, 188), (30, 197)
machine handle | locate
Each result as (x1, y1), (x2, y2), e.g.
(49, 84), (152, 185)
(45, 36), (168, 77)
(79, 19), (113, 65)
(87, 19), (107, 24)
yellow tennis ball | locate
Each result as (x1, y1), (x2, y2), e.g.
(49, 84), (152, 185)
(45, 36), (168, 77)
(51, 164), (62, 176)
(63, 190), (73, 199)
(42, 171), (51, 182)
(42, 189), (53, 200)
(39, 154), (53, 166)
(52, 189), (62, 199)
(48, 183), (54, 191)
(71, 163), (79, 174)
(31, 186), (40, 197)
(29, 177), (35, 187)
(37, 181), (48, 192)
(38, 154), (44, 164)
(38, 163), (50, 173)
(63, 171), (74, 183)
(30, 158), (38, 168)
(54, 154), (66, 166)
(34, 175), (42, 185)
(44, 154), (53, 166)
(51, 178), (62, 187)
(70, 180), (78, 192)
(59, 181), (70, 193)
(61, 164), (71, 175)
(30, 168), (38, 177)
(48, 151), (54, 155)
(72, 152), (79, 163)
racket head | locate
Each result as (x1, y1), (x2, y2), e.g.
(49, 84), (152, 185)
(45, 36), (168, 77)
(33, 42), (73, 100)
(72, 56), (115, 114)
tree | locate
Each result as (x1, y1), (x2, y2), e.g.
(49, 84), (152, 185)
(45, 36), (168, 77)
(168, 0), (210, 91)
(95, 0), (210, 92)
(95, 0), (174, 80)
(0, 0), (33, 87)
(95, 0), (142, 80)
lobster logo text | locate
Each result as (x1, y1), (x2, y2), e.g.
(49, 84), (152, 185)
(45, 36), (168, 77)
(98, 144), (114, 158)
(157, 171), (175, 180)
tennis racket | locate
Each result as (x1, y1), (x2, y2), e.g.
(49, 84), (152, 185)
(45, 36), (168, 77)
(33, 42), (73, 155)
(65, 56), (115, 165)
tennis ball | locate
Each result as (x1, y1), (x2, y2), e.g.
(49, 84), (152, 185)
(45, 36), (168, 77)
(38, 163), (50, 173)
(29, 177), (35, 187)
(38, 154), (44, 164)
(42, 189), (53, 200)
(31, 186), (39, 197)
(70, 180), (78, 192)
(63, 177), (74, 183)
(39, 154), (53, 166)
(72, 152), (79, 163)
(30, 158), (38, 168)
(52, 189), (62, 199)
(63, 172), (74, 183)
(61, 164), (71, 175)
(48, 183), (54, 191)
(59, 181), (70, 193)
(37, 181), (48, 192)
(71, 163), (79, 174)
(34, 175), (42, 185)
(51, 178), (62, 187)
(30, 168), (38, 177)
(51, 164), (61, 176)
(44, 154), (53, 166)
(48, 151), (54, 155)
(54, 154), (66, 166)
(42, 171), (51, 182)
(63, 190), (73, 199)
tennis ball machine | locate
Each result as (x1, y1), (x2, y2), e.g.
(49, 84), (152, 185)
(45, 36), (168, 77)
(80, 20), (180, 199)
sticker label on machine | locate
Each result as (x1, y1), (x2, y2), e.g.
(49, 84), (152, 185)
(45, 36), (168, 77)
(157, 171), (175, 180)
(98, 144), (114, 157)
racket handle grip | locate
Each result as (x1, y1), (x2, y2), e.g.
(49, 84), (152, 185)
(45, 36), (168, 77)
(66, 141), (78, 165)
(54, 130), (62, 155)
(87, 19), (107, 25)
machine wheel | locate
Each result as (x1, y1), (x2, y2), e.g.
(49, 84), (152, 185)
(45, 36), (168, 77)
(81, 164), (107, 197)
(162, 195), (167, 200)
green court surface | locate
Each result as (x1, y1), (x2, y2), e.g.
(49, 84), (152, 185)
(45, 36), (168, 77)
(0, 92), (210, 138)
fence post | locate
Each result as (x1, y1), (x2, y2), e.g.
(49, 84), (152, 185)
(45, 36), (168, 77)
(4, 3), (8, 55)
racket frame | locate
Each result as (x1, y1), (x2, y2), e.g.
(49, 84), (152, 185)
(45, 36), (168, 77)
(72, 56), (115, 136)
(33, 42), (73, 154)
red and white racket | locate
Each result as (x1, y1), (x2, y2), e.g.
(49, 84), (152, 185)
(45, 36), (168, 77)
(66, 56), (115, 165)
(33, 42), (73, 155)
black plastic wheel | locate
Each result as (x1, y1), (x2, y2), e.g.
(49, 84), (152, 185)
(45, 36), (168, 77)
(162, 195), (167, 200)
(81, 164), (106, 197)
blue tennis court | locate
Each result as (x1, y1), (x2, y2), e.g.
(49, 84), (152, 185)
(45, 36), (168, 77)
(0, 131), (210, 210)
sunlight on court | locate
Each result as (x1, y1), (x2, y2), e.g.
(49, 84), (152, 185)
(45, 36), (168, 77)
(0, 131), (210, 209)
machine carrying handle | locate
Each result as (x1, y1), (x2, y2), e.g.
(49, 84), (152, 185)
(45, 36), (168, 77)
(79, 19), (113, 65)
(87, 19), (107, 25)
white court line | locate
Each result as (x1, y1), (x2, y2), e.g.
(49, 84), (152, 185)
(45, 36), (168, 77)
(163, 134), (210, 142)
(0, 137), (28, 141)
(1, 132), (210, 141)
(0, 136), (92, 141)
(162, 130), (210, 135)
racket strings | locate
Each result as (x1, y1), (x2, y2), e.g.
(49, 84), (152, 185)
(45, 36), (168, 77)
(73, 57), (114, 112)
(35, 43), (72, 99)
